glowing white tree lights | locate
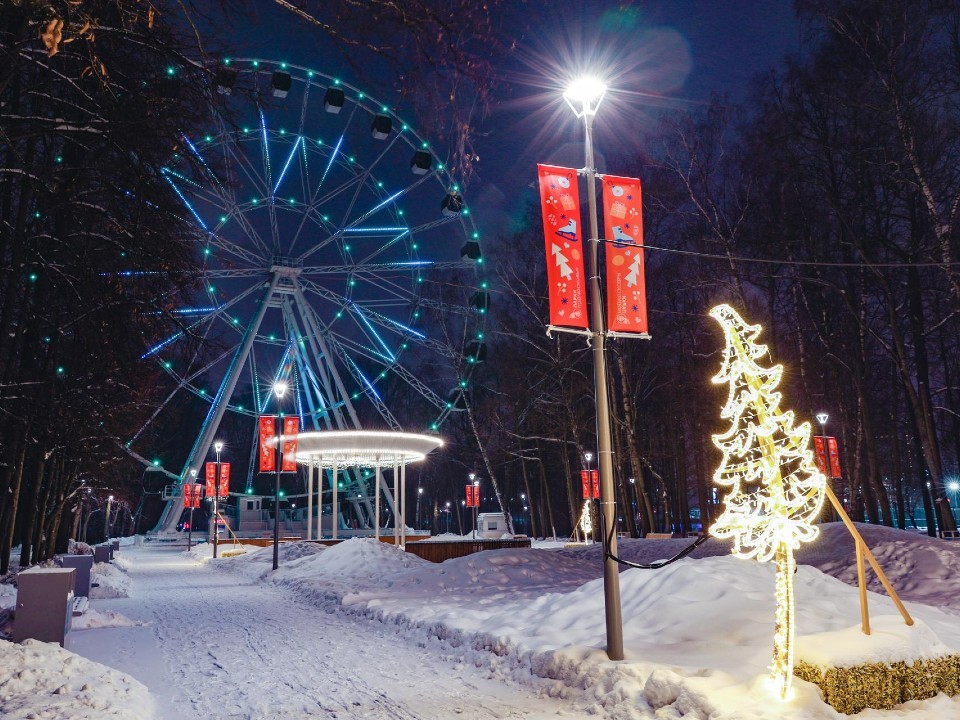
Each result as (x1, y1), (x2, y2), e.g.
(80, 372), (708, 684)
(708, 304), (827, 700)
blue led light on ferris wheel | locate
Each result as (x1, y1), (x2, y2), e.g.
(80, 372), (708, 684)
(142, 330), (184, 359)
(320, 135), (344, 188)
(364, 190), (404, 217)
(346, 356), (381, 401)
(343, 227), (409, 233)
(260, 110), (272, 182)
(352, 303), (395, 361)
(162, 170), (208, 231)
(180, 133), (223, 191)
(272, 136), (302, 194)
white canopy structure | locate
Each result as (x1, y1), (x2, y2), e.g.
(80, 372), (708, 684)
(294, 431), (443, 546)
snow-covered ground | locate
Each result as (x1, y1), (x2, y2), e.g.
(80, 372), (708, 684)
(1, 523), (959, 719)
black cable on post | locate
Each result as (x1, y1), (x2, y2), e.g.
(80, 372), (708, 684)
(601, 509), (710, 570)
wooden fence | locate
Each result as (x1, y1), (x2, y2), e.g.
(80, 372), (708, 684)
(404, 538), (531, 563)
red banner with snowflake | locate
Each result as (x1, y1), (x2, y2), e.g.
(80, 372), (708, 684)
(465, 485), (479, 508)
(259, 416), (276, 473)
(537, 164), (588, 329)
(281, 416), (300, 472)
(813, 436), (828, 476)
(826, 436), (842, 478)
(218, 462), (231, 497)
(204, 462), (217, 497)
(580, 470), (599, 499)
(183, 483), (201, 509)
(601, 175), (647, 335)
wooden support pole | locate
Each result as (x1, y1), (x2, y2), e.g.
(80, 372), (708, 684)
(855, 539), (870, 634)
(824, 485), (913, 629)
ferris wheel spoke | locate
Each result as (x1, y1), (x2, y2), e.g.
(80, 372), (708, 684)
(326, 334), (401, 429)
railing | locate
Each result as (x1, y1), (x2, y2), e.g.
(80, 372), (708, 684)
(404, 538), (531, 564)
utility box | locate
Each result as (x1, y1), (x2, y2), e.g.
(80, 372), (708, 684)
(56, 554), (93, 597)
(13, 566), (75, 647)
(93, 545), (111, 563)
(110, 540), (120, 554)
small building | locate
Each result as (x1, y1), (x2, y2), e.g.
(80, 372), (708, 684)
(477, 512), (509, 539)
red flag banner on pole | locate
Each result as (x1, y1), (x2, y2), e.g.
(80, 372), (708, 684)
(205, 462), (217, 497)
(601, 175), (647, 335)
(465, 485), (479, 508)
(813, 436), (828, 476)
(218, 462), (231, 497)
(183, 483), (201, 509)
(258, 416), (276, 473)
(281, 416), (300, 472)
(581, 470), (590, 499)
(537, 164), (588, 329)
(826, 436), (843, 479)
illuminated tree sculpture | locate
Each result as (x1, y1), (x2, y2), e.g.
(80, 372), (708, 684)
(709, 304), (826, 700)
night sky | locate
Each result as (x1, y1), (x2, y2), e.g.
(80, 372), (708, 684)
(217, 1), (800, 235)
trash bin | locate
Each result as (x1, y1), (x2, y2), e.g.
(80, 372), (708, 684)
(13, 566), (75, 647)
(110, 540), (120, 554)
(56, 554), (93, 597)
(93, 545), (111, 563)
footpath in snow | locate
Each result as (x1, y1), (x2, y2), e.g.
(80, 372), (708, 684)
(1, 523), (960, 719)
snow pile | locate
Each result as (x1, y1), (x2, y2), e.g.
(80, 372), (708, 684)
(796, 615), (953, 668)
(72, 608), (143, 631)
(90, 562), (131, 599)
(0, 639), (153, 719)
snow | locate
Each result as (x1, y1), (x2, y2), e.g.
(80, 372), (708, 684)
(0, 522), (958, 719)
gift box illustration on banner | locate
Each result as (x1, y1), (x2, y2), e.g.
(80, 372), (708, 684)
(609, 200), (627, 219)
(560, 193), (576, 210)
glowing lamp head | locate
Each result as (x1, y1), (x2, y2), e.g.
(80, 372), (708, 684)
(108, 495), (114, 502)
(214, 441), (224, 453)
(948, 481), (960, 493)
(815, 412), (829, 426)
(468, 472), (476, 481)
(563, 76), (607, 117)
(190, 469), (198, 478)
(584, 452), (593, 464)
(273, 381), (289, 399)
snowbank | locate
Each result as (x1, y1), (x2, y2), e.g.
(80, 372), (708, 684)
(0, 639), (153, 719)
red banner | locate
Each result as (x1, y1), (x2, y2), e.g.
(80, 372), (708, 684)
(813, 436), (827, 476)
(205, 462), (217, 497)
(218, 462), (231, 497)
(259, 416), (276, 473)
(183, 483), (201, 509)
(537, 164), (588, 329)
(826, 436), (842, 479)
(581, 470), (599, 499)
(465, 485), (479, 507)
(601, 175), (647, 335)
(281, 416), (300, 472)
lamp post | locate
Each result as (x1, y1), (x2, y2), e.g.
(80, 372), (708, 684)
(469, 472), (478, 538)
(416, 487), (423, 530)
(104, 494), (114, 542)
(816, 413), (829, 443)
(520, 493), (527, 535)
(564, 76), (624, 660)
(272, 381), (288, 571)
(188, 469), (197, 550)
(212, 441), (224, 559)
(444, 501), (451, 533)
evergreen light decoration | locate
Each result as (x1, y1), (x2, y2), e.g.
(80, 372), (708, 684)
(708, 304), (827, 700)
(579, 499), (593, 538)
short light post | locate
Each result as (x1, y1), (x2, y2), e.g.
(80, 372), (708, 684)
(469, 472), (479, 538)
(188, 469), (198, 550)
(520, 493), (527, 535)
(416, 487), (423, 530)
(565, 75), (624, 660)
(104, 494), (114, 542)
(273, 381), (288, 571)
(212, 441), (224, 559)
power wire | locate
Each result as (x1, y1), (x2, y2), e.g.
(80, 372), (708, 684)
(599, 503), (710, 569)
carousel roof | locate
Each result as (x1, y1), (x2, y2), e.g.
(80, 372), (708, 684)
(293, 430), (443, 468)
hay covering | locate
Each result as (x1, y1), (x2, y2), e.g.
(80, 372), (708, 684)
(795, 654), (960, 714)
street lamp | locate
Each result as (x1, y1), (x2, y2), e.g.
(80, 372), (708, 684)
(520, 493), (527, 535)
(272, 381), (288, 571)
(416, 487), (423, 530)
(564, 75), (623, 661)
(816, 413), (829, 441)
(444, 501), (451, 534)
(469, 472), (479, 538)
(104, 495), (114, 542)
(212, 441), (224, 559)
(188, 469), (198, 549)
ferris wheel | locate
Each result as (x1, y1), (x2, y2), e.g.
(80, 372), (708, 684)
(130, 59), (488, 532)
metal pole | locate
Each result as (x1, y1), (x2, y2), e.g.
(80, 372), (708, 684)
(104, 496), (113, 542)
(393, 462), (399, 545)
(188, 501), (194, 550)
(400, 463), (407, 549)
(273, 414), (282, 571)
(213, 448), (221, 559)
(375, 459), (381, 541)
(307, 459), (314, 541)
(582, 109), (624, 661)
(332, 461), (339, 541)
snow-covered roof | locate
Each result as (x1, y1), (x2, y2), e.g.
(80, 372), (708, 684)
(293, 430), (443, 468)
